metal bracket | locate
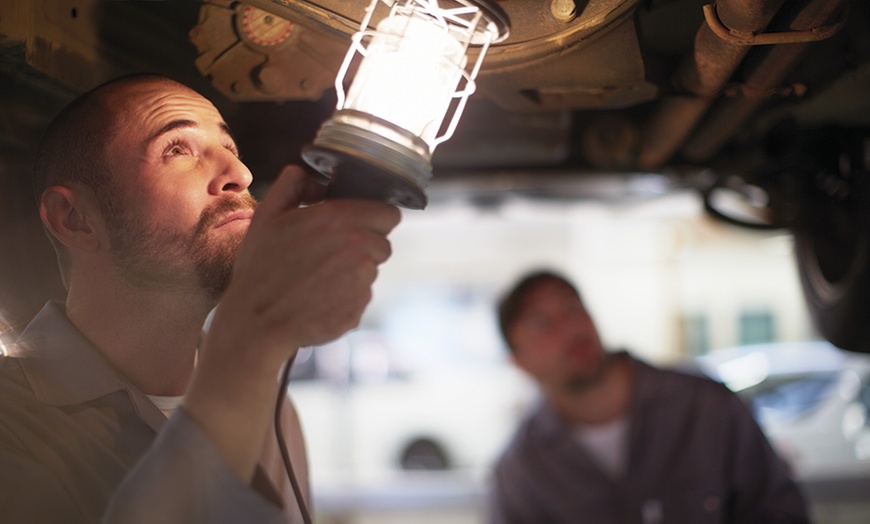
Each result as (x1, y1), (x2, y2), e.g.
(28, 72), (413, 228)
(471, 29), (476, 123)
(703, 2), (847, 46)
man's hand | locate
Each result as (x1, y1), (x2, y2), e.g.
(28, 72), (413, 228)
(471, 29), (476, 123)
(217, 164), (401, 362)
(183, 164), (401, 483)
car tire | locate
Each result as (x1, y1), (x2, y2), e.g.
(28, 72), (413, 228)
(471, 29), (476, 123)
(399, 439), (449, 471)
(794, 133), (870, 353)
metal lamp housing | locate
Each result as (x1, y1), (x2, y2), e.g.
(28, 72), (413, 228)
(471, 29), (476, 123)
(302, 0), (510, 209)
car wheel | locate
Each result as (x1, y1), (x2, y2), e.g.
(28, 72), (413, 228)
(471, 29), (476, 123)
(794, 131), (870, 353)
(399, 439), (449, 471)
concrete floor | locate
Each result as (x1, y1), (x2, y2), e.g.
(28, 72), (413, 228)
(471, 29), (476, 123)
(317, 508), (480, 524)
(309, 477), (870, 524)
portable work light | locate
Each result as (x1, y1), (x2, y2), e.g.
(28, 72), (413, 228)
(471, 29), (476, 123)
(302, 0), (510, 209)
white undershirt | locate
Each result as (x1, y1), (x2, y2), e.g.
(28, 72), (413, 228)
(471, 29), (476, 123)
(146, 394), (184, 419)
(572, 416), (629, 478)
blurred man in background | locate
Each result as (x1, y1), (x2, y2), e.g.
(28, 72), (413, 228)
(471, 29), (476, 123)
(489, 270), (808, 523)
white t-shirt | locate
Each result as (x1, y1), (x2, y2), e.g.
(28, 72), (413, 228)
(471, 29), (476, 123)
(572, 416), (629, 478)
(147, 394), (184, 419)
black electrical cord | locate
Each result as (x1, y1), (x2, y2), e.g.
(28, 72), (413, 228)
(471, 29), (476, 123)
(275, 354), (313, 524)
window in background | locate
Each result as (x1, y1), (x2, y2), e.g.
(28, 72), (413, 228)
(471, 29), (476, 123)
(739, 310), (776, 345)
(681, 314), (710, 356)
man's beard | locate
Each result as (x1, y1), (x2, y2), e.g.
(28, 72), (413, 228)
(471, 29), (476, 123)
(104, 194), (258, 301)
(561, 351), (614, 392)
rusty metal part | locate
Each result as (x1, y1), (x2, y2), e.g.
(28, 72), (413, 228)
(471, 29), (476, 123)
(636, 96), (714, 169)
(473, 0), (652, 112)
(243, 0), (364, 41)
(244, 0), (513, 46)
(0, 0), (196, 93)
(477, 0), (656, 111)
(580, 114), (640, 169)
(703, 2), (847, 45)
(722, 82), (808, 99)
(209, 0), (655, 112)
(683, 0), (849, 162)
(637, 0), (786, 168)
(189, 1), (347, 101)
(479, 14), (657, 111)
(550, 0), (577, 23)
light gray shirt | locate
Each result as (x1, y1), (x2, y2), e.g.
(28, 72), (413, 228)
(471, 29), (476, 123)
(0, 301), (308, 523)
(489, 353), (810, 524)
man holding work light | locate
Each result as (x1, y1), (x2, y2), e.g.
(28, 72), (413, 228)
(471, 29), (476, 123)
(0, 73), (400, 523)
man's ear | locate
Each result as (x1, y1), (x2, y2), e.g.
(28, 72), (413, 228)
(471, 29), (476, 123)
(40, 185), (104, 252)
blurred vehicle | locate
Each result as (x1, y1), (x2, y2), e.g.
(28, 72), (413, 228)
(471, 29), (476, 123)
(286, 330), (536, 496)
(694, 341), (870, 518)
(1, 1), (870, 351)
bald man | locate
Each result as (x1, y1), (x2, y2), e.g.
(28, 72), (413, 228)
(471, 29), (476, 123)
(0, 74), (400, 523)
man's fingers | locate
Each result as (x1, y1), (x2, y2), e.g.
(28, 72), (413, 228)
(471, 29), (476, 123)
(254, 165), (328, 222)
(326, 198), (402, 236)
(364, 231), (393, 265)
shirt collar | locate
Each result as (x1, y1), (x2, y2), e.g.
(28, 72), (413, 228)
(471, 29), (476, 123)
(11, 301), (166, 431)
(534, 351), (642, 438)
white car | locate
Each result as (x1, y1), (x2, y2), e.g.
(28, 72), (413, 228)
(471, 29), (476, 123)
(286, 330), (536, 509)
(694, 341), (870, 518)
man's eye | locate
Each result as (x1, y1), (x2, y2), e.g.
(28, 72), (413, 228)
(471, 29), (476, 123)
(164, 141), (189, 157)
(524, 315), (551, 333)
(225, 143), (241, 159)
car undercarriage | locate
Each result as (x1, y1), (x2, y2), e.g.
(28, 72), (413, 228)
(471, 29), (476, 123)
(1, 0), (869, 350)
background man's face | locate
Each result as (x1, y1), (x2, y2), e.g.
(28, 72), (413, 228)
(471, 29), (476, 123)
(508, 280), (607, 391)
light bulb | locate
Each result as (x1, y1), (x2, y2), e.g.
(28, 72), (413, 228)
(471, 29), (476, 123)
(303, 0), (510, 209)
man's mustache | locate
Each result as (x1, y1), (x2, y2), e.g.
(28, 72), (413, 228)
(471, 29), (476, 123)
(195, 194), (259, 236)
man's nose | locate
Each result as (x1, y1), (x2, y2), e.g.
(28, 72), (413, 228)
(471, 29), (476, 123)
(559, 310), (586, 337)
(210, 149), (253, 194)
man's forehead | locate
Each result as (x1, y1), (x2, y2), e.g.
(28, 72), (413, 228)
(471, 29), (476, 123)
(517, 280), (579, 314)
(109, 81), (224, 135)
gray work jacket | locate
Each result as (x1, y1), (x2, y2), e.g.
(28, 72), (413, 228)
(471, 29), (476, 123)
(489, 353), (810, 524)
(0, 301), (307, 523)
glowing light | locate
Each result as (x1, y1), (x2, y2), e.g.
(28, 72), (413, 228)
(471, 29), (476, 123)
(303, 0), (510, 210)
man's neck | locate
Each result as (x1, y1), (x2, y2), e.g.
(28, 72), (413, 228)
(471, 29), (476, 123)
(65, 278), (214, 396)
(550, 354), (635, 426)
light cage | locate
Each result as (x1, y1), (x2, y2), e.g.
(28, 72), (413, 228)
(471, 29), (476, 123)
(302, 0), (509, 209)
